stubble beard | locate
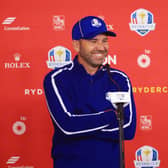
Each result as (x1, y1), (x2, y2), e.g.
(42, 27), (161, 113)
(86, 50), (108, 68)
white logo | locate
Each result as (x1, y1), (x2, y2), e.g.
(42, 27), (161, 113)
(134, 145), (160, 168)
(2, 17), (30, 31)
(4, 53), (31, 69)
(6, 156), (35, 168)
(47, 46), (72, 69)
(12, 121), (26, 135)
(140, 115), (152, 130)
(91, 18), (102, 27)
(129, 8), (156, 36)
(2, 17), (16, 24)
(137, 54), (151, 68)
(53, 15), (65, 30)
(6, 156), (20, 164)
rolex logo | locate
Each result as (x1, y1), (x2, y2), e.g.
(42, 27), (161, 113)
(4, 53), (30, 69)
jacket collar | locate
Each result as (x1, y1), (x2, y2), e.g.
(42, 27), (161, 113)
(73, 55), (105, 79)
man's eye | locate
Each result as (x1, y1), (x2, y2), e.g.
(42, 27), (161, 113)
(103, 39), (108, 43)
(89, 39), (97, 43)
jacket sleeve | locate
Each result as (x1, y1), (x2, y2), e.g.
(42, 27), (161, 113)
(97, 71), (136, 140)
(43, 70), (117, 136)
(99, 89), (136, 140)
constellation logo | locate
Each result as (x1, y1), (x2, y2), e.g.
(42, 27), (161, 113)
(134, 145), (160, 168)
(129, 8), (156, 36)
(4, 53), (31, 69)
(6, 156), (20, 164)
(53, 15), (65, 30)
(2, 17), (30, 31)
(6, 156), (34, 168)
(2, 17), (16, 24)
(137, 49), (151, 68)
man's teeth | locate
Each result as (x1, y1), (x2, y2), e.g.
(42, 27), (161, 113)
(95, 54), (103, 56)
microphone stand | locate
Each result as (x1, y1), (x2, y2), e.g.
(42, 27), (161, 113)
(116, 103), (125, 168)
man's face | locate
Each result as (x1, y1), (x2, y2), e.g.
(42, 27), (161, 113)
(74, 34), (109, 68)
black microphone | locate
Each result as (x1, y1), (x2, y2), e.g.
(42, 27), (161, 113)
(106, 92), (130, 108)
(105, 63), (131, 168)
(106, 91), (130, 168)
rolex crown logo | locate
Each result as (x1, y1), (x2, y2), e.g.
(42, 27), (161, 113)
(14, 53), (21, 62)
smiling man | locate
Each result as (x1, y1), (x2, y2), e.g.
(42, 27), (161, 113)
(43, 16), (136, 168)
(72, 34), (108, 74)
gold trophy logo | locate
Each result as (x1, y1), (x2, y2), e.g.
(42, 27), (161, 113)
(139, 12), (146, 24)
(143, 148), (151, 161)
(56, 49), (64, 62)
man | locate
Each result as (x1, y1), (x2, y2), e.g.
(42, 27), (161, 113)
(43, 16), (136, 168)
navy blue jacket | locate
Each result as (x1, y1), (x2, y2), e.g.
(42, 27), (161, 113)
(43, 56), (136, 168)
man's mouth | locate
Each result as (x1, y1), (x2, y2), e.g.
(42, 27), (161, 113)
(94, 53), (104, 57)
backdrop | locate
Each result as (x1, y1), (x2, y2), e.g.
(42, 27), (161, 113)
(1, 0), (167, 167)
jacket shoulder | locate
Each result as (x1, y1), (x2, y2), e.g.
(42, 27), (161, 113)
(43, 62), (74, 85)
(106, 67), (130, 80)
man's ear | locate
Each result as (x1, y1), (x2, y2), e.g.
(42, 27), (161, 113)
(72, 40), (80, 53)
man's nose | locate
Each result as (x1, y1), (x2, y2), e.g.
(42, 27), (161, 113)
(96, 42), (106, 51)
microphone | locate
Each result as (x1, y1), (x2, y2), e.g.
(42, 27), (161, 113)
(106, 92), (130, 168)
(106, 91), (130, 120)
(106, 91), (130, 109)
(105, 64), (130, 168)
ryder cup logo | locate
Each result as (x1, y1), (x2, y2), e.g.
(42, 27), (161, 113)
(91, 18), (102, 28)
(129, 8), (156, 36)
(47, 46), (72, 69)
(134, 146), (160, 168)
